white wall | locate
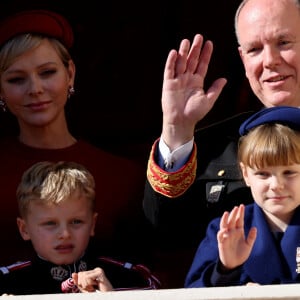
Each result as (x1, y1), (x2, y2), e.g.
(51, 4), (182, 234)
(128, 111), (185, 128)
(8, 284), (300, 300)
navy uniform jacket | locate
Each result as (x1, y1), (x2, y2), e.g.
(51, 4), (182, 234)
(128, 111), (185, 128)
(185, 204), (300, 287)
(0, 251), (159, 295)
(143, 112), (256, 288)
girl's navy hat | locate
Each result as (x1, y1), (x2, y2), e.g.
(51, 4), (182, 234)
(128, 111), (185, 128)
(239, 106), (300, 136)
(0, 9), (74, 49)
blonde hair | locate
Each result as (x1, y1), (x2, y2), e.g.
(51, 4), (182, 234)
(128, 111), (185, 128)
(17, 161), (96, 217)
(0, 34), (72, 90)
(238, 123), (300, 169)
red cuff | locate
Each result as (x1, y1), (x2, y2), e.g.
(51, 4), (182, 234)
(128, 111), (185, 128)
(147, 139), (197, 198)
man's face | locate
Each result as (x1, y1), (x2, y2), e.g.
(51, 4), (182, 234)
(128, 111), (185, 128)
(237, 0), (300, 108)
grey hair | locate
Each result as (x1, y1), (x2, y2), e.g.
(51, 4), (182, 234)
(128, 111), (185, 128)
(234, 0), (300, 44)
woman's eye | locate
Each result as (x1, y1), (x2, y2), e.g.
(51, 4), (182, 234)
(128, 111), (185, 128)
(7, 77), (25, 84)
(40, 69), (56, 76)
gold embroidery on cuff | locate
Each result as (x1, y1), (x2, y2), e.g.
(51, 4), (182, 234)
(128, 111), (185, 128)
(147, 140), (197, 198)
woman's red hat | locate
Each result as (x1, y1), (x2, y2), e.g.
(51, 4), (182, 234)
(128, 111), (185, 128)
(0, 9), (74, 49)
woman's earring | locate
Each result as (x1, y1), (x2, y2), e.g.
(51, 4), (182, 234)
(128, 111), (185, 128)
(0, 97), (7, 112)
(68, 86), (75, 99)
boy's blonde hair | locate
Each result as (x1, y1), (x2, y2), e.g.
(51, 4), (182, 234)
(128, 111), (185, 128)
(238, 123), (300, 169)
(17, 161), (96, 218)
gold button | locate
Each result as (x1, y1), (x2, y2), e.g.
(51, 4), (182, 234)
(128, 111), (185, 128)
(218, 170), (225, 176)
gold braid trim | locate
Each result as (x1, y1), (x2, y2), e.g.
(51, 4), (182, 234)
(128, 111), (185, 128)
(147, 139), (197, 198)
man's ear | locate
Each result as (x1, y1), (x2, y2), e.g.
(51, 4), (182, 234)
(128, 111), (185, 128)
(238, 46), (248, 77)
(17, 217), (31, 241)
(240, 162), (250, 186)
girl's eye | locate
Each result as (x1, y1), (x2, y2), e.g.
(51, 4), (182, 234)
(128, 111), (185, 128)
(283, 170), (297, 176)
(255, 171), (269, 177)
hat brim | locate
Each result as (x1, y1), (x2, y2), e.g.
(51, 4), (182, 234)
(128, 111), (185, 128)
(0, 9), (74, 49)
(239, 106), (300, 135)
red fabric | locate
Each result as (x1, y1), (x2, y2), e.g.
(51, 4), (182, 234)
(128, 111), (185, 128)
(0, 137), (147, 265)
(0, 10), (74, 49)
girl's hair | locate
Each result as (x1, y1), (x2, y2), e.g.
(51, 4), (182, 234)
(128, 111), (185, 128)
(17, 161), (96, 217)
(238, 123), (300, 169)
(0, 34), (72, 89)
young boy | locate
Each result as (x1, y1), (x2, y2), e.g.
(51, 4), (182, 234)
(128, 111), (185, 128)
(0, 161), (158, 294)
(185, 106), (300, 287)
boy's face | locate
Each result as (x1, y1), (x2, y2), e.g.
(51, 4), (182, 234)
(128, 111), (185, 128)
(17, 194), (97, 265)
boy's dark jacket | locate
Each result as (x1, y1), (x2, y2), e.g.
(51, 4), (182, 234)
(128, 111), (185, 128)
(0, 248), (158, 295)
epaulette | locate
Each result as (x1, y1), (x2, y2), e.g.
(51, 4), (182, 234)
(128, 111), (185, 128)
(147, 138), (197, 198)
(0, 261), (31, 275)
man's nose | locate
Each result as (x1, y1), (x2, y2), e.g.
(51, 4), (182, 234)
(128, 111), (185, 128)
(263, 46), (282, 69)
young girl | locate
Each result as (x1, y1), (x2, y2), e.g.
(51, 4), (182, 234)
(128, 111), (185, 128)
(185, 106), (300, 287)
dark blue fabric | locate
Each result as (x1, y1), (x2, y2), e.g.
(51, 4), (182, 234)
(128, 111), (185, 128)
(185, 204), (300, 287)
(239, 106), (300, 136)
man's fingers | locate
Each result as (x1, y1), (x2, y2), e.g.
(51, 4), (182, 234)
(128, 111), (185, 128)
(186, 34), (204, 74)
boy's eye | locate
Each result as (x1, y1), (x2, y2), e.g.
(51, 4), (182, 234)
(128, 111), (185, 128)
(43, 221), (56, 226)
(71, 219), (83, 225)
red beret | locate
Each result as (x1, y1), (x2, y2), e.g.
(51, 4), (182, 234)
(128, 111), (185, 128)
(0, 9), (74, 49)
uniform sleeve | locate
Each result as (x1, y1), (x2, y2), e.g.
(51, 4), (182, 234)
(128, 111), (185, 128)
(184, 218), (222, 287)
(147, 138), (197, 198)
(158, 137), (194, 170)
